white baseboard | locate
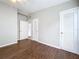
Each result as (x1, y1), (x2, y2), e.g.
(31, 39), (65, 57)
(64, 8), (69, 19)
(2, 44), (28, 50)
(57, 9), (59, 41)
(0, 41), (17, 48)
(33, 40), (79, 55)
(33, 40), (61, 49)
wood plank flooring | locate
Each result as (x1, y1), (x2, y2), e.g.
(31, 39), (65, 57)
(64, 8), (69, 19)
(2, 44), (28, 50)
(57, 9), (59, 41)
(0, 39), (79, 59)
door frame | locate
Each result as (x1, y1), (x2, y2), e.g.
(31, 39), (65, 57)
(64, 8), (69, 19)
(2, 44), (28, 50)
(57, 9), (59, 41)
(31, 18), (39, 41)
(59, 7), (78, 53)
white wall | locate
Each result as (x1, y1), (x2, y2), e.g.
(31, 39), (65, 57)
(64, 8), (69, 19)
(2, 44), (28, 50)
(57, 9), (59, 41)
(0, 2), (17, 47)
(31, 0), (79, 47)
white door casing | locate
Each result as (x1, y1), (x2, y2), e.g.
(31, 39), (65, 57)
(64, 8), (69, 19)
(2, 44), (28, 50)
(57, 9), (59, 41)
(32, 18), (39, 41)
(60, 7), (78, 54)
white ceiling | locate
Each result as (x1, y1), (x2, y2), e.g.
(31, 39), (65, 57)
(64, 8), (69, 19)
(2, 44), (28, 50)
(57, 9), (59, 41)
(0, 0), (70, 15)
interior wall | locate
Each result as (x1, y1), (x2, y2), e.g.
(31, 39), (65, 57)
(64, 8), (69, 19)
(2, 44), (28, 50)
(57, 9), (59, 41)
(0, 2), (17, 47)
(30, 0), (79, 47)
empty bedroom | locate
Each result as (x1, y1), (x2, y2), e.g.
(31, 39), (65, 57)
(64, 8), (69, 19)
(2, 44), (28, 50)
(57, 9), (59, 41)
(0, 0), (79, 59)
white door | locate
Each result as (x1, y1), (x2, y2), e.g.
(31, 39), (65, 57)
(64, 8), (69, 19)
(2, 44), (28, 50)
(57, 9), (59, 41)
(60, 8), (78, 53)
(32, 19), (38, 41)
(77, 7), (79, 54)
(20, 20), (29, 40)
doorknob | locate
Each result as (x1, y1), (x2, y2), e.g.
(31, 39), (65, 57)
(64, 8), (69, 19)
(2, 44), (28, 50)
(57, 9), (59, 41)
(61, 32), (63, 34)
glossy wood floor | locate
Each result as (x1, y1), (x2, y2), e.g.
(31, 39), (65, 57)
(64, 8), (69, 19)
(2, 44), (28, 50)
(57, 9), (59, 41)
(0, 39), (79, 59)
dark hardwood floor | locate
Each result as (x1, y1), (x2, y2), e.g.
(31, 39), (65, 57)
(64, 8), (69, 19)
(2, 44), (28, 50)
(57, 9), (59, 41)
(0, 39), (79, 59)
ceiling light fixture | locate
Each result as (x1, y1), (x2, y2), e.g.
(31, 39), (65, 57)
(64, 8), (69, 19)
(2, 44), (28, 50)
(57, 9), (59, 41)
(11, 0), (17, 3)
(17, 0), (22, 2)
(10, 0), (23, 3)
